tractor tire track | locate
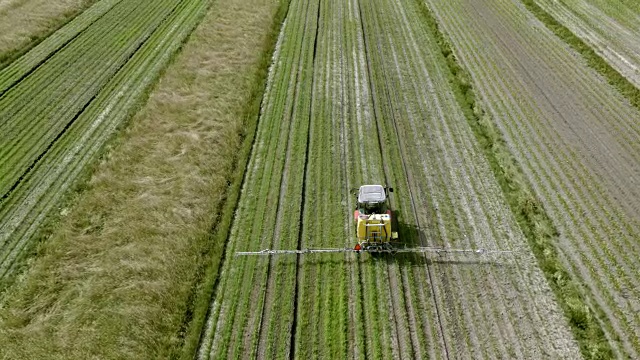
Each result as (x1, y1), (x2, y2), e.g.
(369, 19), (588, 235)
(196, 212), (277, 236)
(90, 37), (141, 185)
(253, 0), (312, 352)
(368, 2), (455, 357)
(339, 0), (368, 357)
(296, 0), (353, 356)
(287, 1), (320, 357)
(336, 0), (362, 357)
(346, 1), (399, 358)
(354, 1), (413, 357)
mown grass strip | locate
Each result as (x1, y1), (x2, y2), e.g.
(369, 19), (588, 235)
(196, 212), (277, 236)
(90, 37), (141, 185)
(0, 0), (100, 70)
(415, 0), (613, 358)
(521, 0), (640, 109)
(178, 1), (291, 358)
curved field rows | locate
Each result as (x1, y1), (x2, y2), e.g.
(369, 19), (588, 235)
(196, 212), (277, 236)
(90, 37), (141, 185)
(534, 0), (640, 88)
(425, 0), (640, 357)
(196, 0), (580, 358)
(0, 0), (211, 287)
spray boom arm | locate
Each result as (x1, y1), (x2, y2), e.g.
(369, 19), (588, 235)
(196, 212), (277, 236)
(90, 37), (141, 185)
(235, 246), (513, 256)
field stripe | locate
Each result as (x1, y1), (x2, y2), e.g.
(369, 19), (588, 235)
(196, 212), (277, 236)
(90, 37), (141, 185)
(196, 0), (319, 356)
(195, 0), (583, 357)
(0, 0), (178, 199)
(0, 0), (124, 96)
(0, 0), (211, 288)
(363, 0), (582, 357)
(426, 0), (640, 356)
(532, 0), (640, 95)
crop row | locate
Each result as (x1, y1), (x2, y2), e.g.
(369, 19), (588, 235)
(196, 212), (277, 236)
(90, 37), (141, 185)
(361, 0), (579, 357)
(0, 0), (124, 95)
(196, 0), (581, 358)
(195, 0), (318, 356)
(537, 0), (640, 87)
(533, 0), (640, 89)
(0, 0), (211, 288)
(425, 0), (640, 357)
(0, 0), (103, 69)
(0, 0), (178, 198)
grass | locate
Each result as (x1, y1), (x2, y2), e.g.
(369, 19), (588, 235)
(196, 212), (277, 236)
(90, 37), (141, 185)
(0, 0), (287, 358)
(0, 0), (124, 96)
(0, 0), (180, 200)
(0, 0), (100, 70)
(416, 0), (613, 358)
(521, 0), (640, 110)
(177, 0), (292, 357)
(0, 0), (202, 293)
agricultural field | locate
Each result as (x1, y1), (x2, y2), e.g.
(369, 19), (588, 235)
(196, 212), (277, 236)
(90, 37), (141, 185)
(0, 0), (209, 289)
(426, 0), (640, 357)
(0, 0), (639, 358)
(195, 0), (581, 358)
(533, 0), (640, 88)
(0, 0), (99, 67)
(0, 0), (286, 357)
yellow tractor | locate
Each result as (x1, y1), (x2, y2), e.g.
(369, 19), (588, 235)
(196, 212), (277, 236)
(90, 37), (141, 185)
(353, 185), (398, 252)
(236, 185), (511, 256)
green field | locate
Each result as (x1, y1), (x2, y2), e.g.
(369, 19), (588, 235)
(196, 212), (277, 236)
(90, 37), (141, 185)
(1, 0), (639, 358)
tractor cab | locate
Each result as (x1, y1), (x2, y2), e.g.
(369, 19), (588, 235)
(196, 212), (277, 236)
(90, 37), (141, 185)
(356, 185), (392, 215)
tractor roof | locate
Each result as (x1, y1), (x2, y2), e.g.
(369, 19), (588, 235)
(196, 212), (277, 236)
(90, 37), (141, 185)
(358, 185), (386, 203)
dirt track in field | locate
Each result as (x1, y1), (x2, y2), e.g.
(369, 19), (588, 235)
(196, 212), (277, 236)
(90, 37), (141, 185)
(195, 0), (581, 358)
(427, 0), (640, 357)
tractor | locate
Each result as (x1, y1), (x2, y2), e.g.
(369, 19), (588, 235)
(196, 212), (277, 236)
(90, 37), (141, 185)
(353, 185), (398, 252)
(236, 185), (511, 256)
